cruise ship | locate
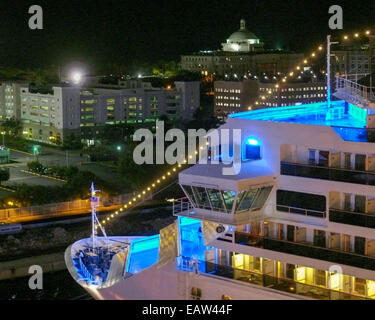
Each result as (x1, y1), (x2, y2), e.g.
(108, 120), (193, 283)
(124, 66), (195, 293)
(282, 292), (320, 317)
(65, 72), (375, 300)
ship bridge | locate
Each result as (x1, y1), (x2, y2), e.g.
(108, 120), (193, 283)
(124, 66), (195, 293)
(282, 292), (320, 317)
(176, 160), (276, 226)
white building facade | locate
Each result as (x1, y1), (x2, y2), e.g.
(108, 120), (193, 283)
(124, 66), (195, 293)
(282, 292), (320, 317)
(16, 81), (200, 144)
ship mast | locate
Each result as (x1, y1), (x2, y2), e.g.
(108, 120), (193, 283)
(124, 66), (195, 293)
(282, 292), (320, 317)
(90, 183), (107, 251)
(327, 35), (339, 108)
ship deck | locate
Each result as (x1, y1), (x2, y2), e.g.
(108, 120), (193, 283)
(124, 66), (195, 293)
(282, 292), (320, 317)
(230, 101), (375, 142)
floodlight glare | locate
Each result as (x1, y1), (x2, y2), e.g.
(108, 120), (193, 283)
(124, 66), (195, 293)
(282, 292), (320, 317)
(72, 72), (82, 84)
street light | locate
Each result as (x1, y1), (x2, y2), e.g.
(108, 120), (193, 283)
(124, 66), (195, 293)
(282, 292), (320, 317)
(117, 146), (122, 152)
(1, 131), (5, 147)
(33, 146), (39, 161)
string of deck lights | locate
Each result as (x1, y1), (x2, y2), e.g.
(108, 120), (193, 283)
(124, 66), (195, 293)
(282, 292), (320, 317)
(252, 29), (373, 109)
(96, 146), (207, 230)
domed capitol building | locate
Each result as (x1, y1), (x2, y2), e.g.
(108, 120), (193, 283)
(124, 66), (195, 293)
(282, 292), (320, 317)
(181, 19), (303, 76)
(222, 19), (264, 53)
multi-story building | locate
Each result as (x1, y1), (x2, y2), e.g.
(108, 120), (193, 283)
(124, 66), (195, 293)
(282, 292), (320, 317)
(181, 19), (303, 76)
(332, 37), (375, 76)
(0, 82), (27, 120)
(20, 85), (81, 145)
(258, 81), (328, 108)
(332, 50), (372, 76)
(66, 74), (375, 300)
(18, 80), (200, 144)
(214, 80), (259, 117)
(214, 79), (328, 117)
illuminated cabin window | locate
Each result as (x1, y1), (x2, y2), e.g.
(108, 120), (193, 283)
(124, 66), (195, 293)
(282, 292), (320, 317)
(244, 138), (261, 161)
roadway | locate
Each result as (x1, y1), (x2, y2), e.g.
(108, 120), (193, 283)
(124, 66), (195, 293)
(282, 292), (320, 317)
(1, 203), (124, 224)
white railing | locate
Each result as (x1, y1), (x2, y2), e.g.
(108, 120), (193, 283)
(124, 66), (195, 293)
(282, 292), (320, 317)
(335, 76), (375, 103)
(173, 198), (195, 216)
(172, 197), (264, 225)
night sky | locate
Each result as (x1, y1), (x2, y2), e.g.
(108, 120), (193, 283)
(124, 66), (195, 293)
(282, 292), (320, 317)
(0, 0), (374, 72)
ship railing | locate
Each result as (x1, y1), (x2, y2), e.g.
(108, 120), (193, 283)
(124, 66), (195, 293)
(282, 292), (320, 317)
(335, 76), (375, 103)
(173, 195), (266, 225)
(235, 232), (375, 271)
(173, 197), (194, 216)
(276, 205), (326, 218)
(77, 255), (98, 285)
(177, 256), (199, 272)
(176, 256), (371, 300)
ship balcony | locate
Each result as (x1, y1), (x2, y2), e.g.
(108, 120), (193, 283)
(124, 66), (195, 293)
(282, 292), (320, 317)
(281, 161), (375, 186)
(329, 208), (375, 229)
(235, 232), (375, 271)
(177, 256), (370, 300)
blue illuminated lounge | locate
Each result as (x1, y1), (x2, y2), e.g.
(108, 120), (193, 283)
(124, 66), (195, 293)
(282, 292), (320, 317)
(230, 101), (375, 143)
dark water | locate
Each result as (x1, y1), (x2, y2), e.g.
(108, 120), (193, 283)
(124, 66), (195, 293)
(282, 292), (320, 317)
(0, 270), (91, 300)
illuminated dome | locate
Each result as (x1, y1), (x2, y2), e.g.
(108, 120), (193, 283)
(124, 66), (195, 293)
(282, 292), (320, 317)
(228, 19), (259, 42)
(222, 19), (263, 53)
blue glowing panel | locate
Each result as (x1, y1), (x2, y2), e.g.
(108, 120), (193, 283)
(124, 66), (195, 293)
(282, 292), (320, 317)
(333, 127), (372, 143)
(127, 235), (160, 274)
(179, 216), (200, 227)
(179, 217), (207, 263)
(348, 103), (367, 124)
(245, 144), (261, 160)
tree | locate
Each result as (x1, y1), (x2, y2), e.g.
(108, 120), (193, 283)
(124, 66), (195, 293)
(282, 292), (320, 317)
(63, 133), (83, 150)
(1, 117), (22, 137)
(0, 168), (10, 185)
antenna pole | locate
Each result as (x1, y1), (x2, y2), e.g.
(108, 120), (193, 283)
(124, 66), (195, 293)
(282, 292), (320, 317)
(327, 35), (340, 109)
(327, 35), (332, 108)
(91, 183), (99, 251)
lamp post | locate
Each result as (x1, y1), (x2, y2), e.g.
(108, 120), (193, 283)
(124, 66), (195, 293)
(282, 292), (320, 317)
(1, 132), (5, 147)
(33, 146), (38, 161)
